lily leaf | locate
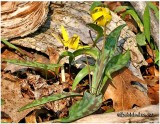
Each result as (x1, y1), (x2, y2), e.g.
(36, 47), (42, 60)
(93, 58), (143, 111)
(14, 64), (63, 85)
(72, 65), (95, 90)
(105, 24), (126, 51)
(122, 10), (144, 32)
(3, 59), (62, 72)
(55, 92), (102, 122)
(91, 24), (126, 95)
(105, 50), (130, 76)
(87, 23), (103, 44)
(19, 92), (82, 111)
(136, 33), (147, 46)
(90, 1), (102, 11)
(72, 47), (99, 61)
(1, 39), (24, 55)
(143, 5), (150, 43)
(99, 50), (130, 92)
(114, 6), (132, 13)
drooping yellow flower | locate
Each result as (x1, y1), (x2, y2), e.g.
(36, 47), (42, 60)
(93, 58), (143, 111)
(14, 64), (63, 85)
(91, 7), (112, 26)
(52, 25), (89, 50)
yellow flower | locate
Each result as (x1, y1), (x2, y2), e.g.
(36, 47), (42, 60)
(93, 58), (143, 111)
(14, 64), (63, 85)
(52, 25), (89, 50)
(91, 7), (112, 26)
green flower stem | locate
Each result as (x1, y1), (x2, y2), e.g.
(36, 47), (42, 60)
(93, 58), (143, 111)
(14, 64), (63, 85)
(91, 24), (108, 95)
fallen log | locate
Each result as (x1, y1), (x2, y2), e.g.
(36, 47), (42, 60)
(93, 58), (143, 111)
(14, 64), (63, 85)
(74, 104), (159, 123)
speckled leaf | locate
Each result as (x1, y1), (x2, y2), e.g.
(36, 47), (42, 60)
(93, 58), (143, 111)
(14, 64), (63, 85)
(105, 50), (130, 76)
(18, 92), (82, 111)
(3, 59), (62, 72)
(1, 39), (24, 55)
(114, 6), (132, 13)
(99, 50), (130, 92)
(105, 24), (126, 51)
(55, 92), (102, 122)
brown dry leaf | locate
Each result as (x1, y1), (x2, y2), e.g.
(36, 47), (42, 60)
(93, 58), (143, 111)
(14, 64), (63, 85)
(33, 52), (50, 64)
(125, 19), (138, 33)
(148, 84), (159, 104)
(1, 111), (13, 123)
(103, 68), (150, 111)
(1, 79), (36, 122)
(144, 75), (159, 86)
(1, 49), (23, 60)
(146, 57), (154, 64)
(104, 2), (122, 11)
(46, 47), (60, 64)
(146, 65), (159, 77)
(2, 49), (28, 72)
(25, 111), (37, 123)
(146, 45), (157, 59)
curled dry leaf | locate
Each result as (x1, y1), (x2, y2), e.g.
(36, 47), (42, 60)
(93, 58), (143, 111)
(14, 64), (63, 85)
(1, 2), (50, 39)
(103, 68), (150, 111)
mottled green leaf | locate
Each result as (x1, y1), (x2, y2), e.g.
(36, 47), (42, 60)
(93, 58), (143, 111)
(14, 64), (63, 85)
(19, 92), (82, 111)
(136, 33), (147, 46)
(122, 10), (144, 32)
(105, 50), (130, 75)
(92, 25), (126, 95)
(2, 59), (62, 72)
(105, 24), (126, 51)
(87, 23), (103, 44)
(55, 92), (102, 122)
(143, 5), (150, 43)
(1, 39), (24, 55)
(72, 65), (95, 90)
(90, 1), (102, 11)
(99, 50), (130, 92)
(114, 6), (132, 13)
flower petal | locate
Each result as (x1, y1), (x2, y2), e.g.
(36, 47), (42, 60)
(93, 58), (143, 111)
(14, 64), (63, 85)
(51, 32), (63, 44)
(68, 35), (79, 49)
(61, 25), (69, 42)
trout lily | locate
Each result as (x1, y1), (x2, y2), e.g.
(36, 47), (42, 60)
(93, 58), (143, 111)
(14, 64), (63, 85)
(91, 7), (112, 26)
(52, 25), (89, 50)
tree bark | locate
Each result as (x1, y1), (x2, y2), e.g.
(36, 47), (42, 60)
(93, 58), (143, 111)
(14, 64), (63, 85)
(130, 1), (159, 48)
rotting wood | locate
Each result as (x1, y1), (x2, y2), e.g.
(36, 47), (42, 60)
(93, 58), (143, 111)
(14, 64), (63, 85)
(1, 2), (50, 39)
